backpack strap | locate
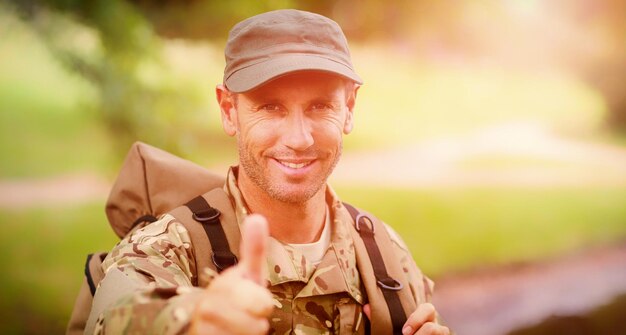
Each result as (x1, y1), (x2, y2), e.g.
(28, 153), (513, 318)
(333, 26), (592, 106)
(85, 253), (107, 296)
(67, 252), (109, 335)
(168, 190), (415, 335)
(77, 191), (238, 335)
(169, 188), (241, 287)
(343, 202), (417, 335)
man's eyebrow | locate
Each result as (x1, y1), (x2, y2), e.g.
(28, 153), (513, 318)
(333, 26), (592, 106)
(244, 89), (343, 105)
(243, 91), (281, 103)
(316, 94), (342, 101)
(249, 96), (283, 105)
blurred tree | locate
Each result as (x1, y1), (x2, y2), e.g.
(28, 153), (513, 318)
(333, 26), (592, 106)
(579, 0), (626, 132)
(9, 0), (207, 155)
(5, 0), (437, 157)
(7, 0), (625, 152)
(128, 0), (296, 40)
(117, 0), (420, 42)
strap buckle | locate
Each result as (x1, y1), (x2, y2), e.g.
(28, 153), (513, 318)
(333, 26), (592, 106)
(355, 213), (375, 233)
(377, 277), (403, 291)
(212, 251), (238, 271)
(192, 207), (221, 222)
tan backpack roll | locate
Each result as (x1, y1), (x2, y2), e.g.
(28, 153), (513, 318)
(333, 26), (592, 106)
(105, 141), (225, 238)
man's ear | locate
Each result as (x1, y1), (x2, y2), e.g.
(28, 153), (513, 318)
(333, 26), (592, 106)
(343, 84), (359, 134)
(216, 84), (238, 137)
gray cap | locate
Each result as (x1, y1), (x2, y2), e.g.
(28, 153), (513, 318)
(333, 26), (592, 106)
(223, 9), (363, 93)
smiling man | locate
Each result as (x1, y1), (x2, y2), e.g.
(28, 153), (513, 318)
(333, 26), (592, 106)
(218, 72), (354, 244)
(89, 9), (449, 335)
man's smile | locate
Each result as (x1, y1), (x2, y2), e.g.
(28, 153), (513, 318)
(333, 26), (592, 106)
(271, 157), (317, 171)
(277, 160), (313, 169)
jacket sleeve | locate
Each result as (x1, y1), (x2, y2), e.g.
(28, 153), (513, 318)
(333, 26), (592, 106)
(90, 214), (213, 335)
(383, 223), (435, 304)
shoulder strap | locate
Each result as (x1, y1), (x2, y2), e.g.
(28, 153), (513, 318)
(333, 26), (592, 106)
(70, 191), (237, 335)
(166, 192), (415, 334)
(67, 252), (109, 335)
(169, 188), (241, 287)
(343, 202), (417, 335)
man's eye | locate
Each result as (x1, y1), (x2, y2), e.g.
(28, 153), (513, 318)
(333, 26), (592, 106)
(311, 103), (330, 111)
(260, 104), (281, 112)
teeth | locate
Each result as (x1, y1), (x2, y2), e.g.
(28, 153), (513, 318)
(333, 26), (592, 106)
(279, 161), (310, 169)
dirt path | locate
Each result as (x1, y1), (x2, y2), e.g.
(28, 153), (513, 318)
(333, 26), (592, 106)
(433, 241), (626, 335)
(0, 173), (110, 209)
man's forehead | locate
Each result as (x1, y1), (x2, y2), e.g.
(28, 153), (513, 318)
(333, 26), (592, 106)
(241, 71), (350, 97)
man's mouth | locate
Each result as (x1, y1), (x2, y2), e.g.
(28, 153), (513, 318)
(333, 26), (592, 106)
(276, 159), (314, 169)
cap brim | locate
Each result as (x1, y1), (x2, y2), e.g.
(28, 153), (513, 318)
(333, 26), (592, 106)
(224, 54), (363, 93)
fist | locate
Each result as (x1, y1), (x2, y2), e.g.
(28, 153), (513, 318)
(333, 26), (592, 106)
(190, 214), (274, 335)
(364, 303), (450, 335)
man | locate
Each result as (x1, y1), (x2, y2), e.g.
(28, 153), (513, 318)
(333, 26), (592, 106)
(90, 9), (449, 335)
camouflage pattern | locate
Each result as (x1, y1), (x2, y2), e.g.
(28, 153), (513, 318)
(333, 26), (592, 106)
(92, 168), (433, 334)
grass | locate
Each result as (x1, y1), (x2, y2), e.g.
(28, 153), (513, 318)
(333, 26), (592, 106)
(0, 93), (115, 178)
(336, 186), (626, 277)
(0, 186), (624, 333)
(0, 203), (118, 334)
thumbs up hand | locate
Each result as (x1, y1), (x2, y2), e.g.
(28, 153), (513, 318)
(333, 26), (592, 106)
(190, 214), (274, 335)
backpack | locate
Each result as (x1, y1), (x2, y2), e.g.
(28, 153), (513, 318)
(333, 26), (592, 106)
(66, 141), (416, 335)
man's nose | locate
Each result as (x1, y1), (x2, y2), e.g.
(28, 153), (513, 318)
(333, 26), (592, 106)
(282, 112), (314, 151)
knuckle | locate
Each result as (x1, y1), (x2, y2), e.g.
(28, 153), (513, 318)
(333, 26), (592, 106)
(258, 319), (270, 334)
(423, 321), (435, 330)
(421, 322), (437, 334)
(197, 302), (219, 319)
(190, 319), (217, 335)
(421, 303), (435, 314)
(420, 322), (447, 335)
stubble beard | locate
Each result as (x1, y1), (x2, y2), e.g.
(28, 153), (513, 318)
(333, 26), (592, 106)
(237, 138), (342, 204)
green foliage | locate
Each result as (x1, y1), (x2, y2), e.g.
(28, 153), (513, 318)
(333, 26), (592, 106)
(347, 50), (606, 149)
(9, 0), (210, 156)
(0, 187), (625, 332)
(0, 9), (114, 177)
(0, 4), (610, 176)
(7, 0), (625, 159)
(0, 203), (118, 334)
(132, 0), (297, 40)
(338, 186), (626, 276)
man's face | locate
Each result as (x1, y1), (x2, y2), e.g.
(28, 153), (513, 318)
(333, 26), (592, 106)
(224, 71), (356, 203)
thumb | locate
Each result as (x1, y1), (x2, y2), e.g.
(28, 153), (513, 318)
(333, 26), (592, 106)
(239, 214), (269, 285)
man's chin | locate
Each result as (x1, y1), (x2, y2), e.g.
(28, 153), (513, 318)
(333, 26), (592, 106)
(267, 183), (323, 204)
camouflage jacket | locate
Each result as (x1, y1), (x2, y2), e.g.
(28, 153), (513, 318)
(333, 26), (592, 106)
(92, 168), (434, 335)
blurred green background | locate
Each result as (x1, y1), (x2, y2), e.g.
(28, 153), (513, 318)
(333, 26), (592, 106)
(1, 0), (625, 334)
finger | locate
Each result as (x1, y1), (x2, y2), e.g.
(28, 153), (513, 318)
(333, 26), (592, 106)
(240, 214), (269, 285)
(229, 277), (274, 317)
(363, 304), (371, 321)
(403, 303), (437, 335)
(189, 319), (221, 335)
(203, 271), (274, 317)
(414, 322), (450, 335)
(196, 300), (270, 335)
